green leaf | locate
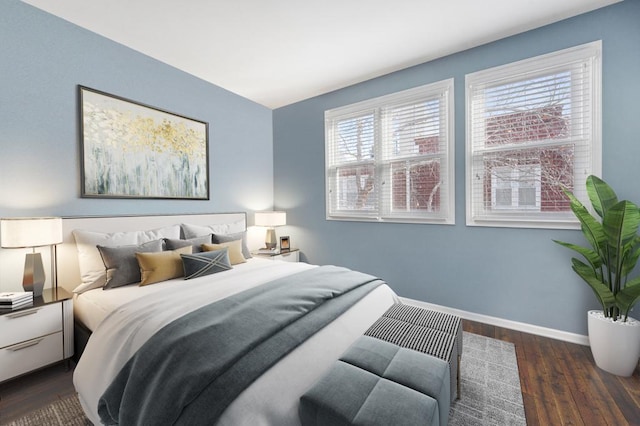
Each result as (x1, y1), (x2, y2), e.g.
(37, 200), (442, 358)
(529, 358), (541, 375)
(602, 201), (640, 295)
(603, 200), (640, 250)
(553, 240), (603, 270)
(621, 239), (640, 277)
(565, 189), (606, 252)
(571, 258), (616, 310)
(587, 175), (618, 219)
(616, 277), (640, 319)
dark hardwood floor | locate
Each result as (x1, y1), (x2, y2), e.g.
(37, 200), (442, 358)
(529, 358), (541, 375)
(1, 320), (638, 425)
(0, 362), (75, 424)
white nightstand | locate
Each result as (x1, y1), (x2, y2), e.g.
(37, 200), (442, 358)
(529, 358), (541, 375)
(252, 248), (300, 262)
(0, 288), (74, 383)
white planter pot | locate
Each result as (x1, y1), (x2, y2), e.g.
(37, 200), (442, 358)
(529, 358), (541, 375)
(588, 310), (640, 377)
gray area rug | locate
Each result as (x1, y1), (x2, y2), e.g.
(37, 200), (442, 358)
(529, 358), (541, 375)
(4, 332), (525, 426)
(2, 394), (90, 426)
(450, 332), (527, 425)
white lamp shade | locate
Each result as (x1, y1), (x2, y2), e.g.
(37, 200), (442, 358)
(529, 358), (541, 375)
(254, 211), (286, 227)
(0, 217), (63, 248)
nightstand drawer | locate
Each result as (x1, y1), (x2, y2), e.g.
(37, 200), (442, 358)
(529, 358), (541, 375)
(0, 331), (63, 382)
(0, 304), (62, 348)
(276, 251), (299, 262)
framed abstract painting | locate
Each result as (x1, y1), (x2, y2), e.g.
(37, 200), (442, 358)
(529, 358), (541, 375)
(79, 86), (209, 199)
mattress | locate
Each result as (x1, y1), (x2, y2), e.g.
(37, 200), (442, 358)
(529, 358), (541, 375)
(73, 258), (398, 425)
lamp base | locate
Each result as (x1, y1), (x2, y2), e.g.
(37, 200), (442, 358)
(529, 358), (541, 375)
(23, 252), (45, 297)
(265, 228), (277, 250)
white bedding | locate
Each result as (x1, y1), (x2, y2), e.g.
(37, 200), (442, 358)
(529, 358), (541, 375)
(73, 258), (398, 425)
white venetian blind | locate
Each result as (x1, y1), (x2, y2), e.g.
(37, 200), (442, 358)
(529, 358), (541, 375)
(326, 110), (378, 218)
(379, 83), (452, 220)
(326, 79), (454, 224)
(466, 41), (601, 228)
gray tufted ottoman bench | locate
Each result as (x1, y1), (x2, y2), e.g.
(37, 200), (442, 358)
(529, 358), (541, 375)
(364, 303), (462, 402)
(299, 335), (450, 426)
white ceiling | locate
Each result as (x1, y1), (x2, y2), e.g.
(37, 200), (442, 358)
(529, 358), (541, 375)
(23, 0), (620, 109)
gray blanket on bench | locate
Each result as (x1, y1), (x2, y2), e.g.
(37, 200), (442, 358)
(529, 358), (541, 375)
(97, 265), (383, 425)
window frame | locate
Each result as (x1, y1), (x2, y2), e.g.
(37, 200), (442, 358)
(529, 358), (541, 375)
(325, 79), (455, 224)
(465, 41), (602, 229)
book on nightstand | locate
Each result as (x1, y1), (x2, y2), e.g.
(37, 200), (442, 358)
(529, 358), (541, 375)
(0, 291), (34, 309)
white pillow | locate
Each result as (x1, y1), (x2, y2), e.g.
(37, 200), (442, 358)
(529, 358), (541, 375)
(72, 225), (180, 293)
(181, 223), (235, 238)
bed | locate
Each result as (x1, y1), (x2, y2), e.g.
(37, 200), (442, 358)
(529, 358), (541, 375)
(60, 213), (399, 425)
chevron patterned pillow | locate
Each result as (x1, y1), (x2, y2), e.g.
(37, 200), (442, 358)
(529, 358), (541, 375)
(181, 249), (232, 280)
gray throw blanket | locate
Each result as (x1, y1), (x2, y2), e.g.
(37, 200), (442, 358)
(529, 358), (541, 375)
(98, 265), (383, 425)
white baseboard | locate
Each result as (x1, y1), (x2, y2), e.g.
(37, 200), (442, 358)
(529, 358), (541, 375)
(400, 297), (590, 346)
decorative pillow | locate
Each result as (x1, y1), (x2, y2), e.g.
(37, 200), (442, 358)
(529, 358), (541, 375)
(164, 235), (212, 253)
(97, 239), (164, 289)
(136, 246), (193, 286)
(181, 249), (232, 280)
(181, 223), (251, 259)
(181, 222), (234, 238)
(212, 232), (252, 259)
(72, 225), (180, 293)
(202, 240), (246, 265)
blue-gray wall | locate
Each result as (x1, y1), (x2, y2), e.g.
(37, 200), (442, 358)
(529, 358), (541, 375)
(273, 1), (640, 336)
(0, 0), (274, 219)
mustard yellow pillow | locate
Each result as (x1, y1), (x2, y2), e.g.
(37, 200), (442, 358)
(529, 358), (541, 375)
(136, 246), (192, 286)
(202, 240), (246, 265)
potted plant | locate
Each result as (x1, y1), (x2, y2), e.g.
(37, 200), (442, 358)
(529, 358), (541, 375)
(554, 175), (640, 376)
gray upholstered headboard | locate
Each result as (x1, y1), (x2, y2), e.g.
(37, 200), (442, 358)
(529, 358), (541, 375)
(57, 212), (247, 293)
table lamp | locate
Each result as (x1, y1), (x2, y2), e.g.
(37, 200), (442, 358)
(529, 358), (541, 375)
(0, 217), (63, 297)
(254, 211), (286, 250)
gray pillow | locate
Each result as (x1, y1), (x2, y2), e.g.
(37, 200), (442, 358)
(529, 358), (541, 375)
(164, 235), (212, 253)
(212, 232), (252, 259)
(181, 223), (252, 259)
(181, 249), (232, 280)
(97, 239), (164, 289)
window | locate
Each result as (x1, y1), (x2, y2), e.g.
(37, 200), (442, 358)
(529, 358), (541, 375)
(325, 79), (454, 224)
(466, 41), (601, 229)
